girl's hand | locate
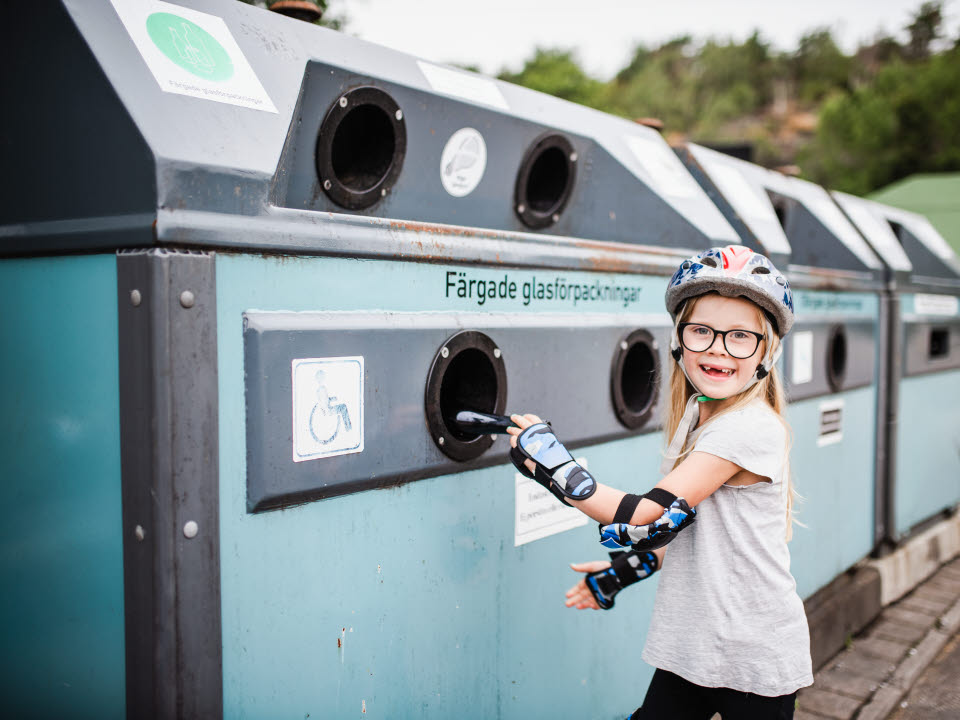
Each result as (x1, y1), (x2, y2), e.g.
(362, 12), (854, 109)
(564, 561), (611, 610)
(506, 413), (543, 475)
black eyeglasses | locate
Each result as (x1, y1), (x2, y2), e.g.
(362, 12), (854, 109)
(678, 322), (764, 359)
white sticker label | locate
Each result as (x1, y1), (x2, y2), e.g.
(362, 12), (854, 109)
(791, 331), (814, 386)
(625, 134), (699, 198)
(110, 0), (277, 113)
(440, 128), (487, 197)
(514, 457), (589, 546)
(914, 293), (959, 316)
(291, 357), (364, 462)
(417, 61), (509, 110)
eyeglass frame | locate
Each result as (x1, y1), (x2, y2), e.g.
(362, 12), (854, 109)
(677, 322), (765, 359)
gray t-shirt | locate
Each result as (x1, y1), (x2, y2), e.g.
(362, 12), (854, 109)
(641, 399), (814, 697)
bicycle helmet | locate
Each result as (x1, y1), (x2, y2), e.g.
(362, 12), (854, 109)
(665, 245), (794, 398)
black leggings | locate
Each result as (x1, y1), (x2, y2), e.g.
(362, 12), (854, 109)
(630, 669), (796, 720)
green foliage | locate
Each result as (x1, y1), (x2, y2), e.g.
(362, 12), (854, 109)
(791, 29), (851, 103)
(494, 1), (958, 195)
(498, 49), (610, 110)
(801, 47), (960, 194)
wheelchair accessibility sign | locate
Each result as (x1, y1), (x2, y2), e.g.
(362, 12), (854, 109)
(292, 357), (364, 462)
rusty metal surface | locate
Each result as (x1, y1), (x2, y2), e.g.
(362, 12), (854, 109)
(154, 206), (692, 277)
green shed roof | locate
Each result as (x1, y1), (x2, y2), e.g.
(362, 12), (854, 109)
(868, 173), (960, 255)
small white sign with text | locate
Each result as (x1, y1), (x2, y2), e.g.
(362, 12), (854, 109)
(514, 457), (590, 546)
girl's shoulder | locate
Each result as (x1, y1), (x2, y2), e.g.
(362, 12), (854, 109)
(701, 399), (787, 445)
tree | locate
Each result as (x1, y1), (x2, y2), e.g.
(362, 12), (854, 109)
(905, 1), (943, 60)
(800, 46), (960, 194)
(791, 29), (851, 103)
(498, 49), (608, 110)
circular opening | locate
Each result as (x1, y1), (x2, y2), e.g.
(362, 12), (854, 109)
(515, 133), (576, 229)
(526, 146), (570, 214)
(611, 330), (660, 430)
(621, 343), (656, 414)
(331, 105), (396, 192)
(826, 325), (847, 393)
(315, 86), (406, 210)
(425, 331), (507, 462)
(439, 348), (498, 442)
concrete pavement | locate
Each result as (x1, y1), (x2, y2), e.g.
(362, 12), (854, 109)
(795, 555), (960, 720)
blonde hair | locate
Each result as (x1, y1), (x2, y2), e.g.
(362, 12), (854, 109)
(664, 294), (798, 541)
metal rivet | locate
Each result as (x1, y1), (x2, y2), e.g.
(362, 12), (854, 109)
(130, 289), (142, 307)
(438, 436), (445, 446)
(493, 348), (501, 359)
(776, 276), (786, 286)
(339, 96), (348, 108)
(620, 341), (628, 351)
(552, 213), (560, 223)
(135, 525), (145, 541)
(323, 179), (332, 191)
(395, 109), (403, 121)
(491, 434), (499, 441)
(517, 204), (525, 214)
(381, 188), (387, 197)
(441, 346), (449, 359)
(183, 521), (199, 539)
(570, 152), (578, 162)
(179, 290), (195, 309)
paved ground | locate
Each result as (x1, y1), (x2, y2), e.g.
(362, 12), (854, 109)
(887, 632), (960, 719)
(794, 556), (960, 720)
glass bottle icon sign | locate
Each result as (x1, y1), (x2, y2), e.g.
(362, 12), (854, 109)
(146, 12), (234, 82)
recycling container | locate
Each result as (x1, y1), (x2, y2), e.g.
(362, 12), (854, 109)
(0, 1), (744, 718)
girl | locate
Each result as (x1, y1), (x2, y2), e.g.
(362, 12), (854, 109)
(507, 246), (812, 719)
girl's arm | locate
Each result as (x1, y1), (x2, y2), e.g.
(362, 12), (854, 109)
(507, 413), (741, 525)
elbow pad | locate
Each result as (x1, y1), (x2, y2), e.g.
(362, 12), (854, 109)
(586, 551), (659, 610)
(598, 497), (696, 550)
(509, 423), (597, 506)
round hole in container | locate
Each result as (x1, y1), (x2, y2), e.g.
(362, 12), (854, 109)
(611, 329), (660, 430)
(826, 324), (847, 393)
(315, 86), (406, 210)
(425, 331), (507, 461)
(514, 133), (577, 229)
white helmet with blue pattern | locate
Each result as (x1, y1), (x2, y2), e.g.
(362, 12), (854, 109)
(665, 245), (794, 397)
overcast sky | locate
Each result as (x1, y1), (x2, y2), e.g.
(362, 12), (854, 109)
(329, 0), (958, 79)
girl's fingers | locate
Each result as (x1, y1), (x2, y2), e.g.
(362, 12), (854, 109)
(569, 561), (612, 574)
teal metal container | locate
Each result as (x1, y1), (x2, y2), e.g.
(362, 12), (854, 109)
(0, 256), (126, 718)
(1, 1), (744, 717)
(833, 192), (960, 542)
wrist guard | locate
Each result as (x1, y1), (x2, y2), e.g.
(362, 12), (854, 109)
(510, 423), (597, 506)
(598, 497), (696, 550)
(585, 550), (658, 610)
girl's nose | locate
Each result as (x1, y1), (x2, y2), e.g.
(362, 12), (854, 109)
(706, 332), (727, 354)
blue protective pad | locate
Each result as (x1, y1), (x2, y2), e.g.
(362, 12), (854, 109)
(512, 423), (597, 504)
(598, 498), (696, 550)
(585, 550), (658, 609)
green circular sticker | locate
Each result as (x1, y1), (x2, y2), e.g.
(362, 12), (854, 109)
(146, 12), (234, 82)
